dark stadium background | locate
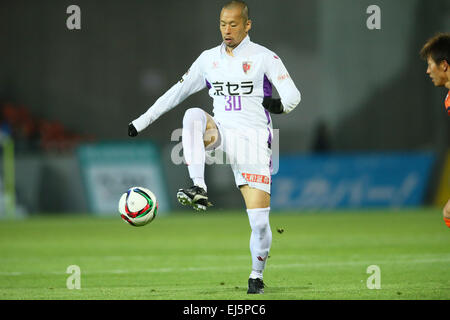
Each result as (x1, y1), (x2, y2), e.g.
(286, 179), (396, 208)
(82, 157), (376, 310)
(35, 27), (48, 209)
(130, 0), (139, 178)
(0, 0), (449, 214)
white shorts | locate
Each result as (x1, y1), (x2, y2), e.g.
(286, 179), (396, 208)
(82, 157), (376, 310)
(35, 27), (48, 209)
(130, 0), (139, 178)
(206, 119), (273, 194)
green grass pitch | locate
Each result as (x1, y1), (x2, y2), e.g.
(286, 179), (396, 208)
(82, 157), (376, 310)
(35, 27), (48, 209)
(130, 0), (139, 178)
(0, 208), (449, 300)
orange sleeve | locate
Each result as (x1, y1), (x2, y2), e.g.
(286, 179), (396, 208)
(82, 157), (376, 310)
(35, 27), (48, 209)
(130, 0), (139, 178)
(445, 91), (450, 115)
(444, 217), (450, 228)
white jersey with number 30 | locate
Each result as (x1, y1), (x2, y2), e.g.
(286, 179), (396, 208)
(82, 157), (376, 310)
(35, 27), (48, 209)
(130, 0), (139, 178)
(132, 35), (301, 133)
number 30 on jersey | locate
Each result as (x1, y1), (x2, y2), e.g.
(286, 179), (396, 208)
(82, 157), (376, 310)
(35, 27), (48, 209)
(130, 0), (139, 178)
(225, 96), (242, 111)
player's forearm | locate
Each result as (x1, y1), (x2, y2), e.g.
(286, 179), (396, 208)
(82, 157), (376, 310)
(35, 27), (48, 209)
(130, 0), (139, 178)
(280, 87), (301, 114)
(262, 97), (283, 114)
(132, 82), (189, 132)
(262, 90), (301, 115)
(132, 108), (157, 133)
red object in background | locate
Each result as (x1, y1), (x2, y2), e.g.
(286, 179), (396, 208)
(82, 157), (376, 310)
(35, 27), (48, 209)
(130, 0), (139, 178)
(1, 102), (95, 153)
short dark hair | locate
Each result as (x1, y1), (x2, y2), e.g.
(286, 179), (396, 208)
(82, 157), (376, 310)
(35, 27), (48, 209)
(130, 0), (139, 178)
(420, 32), (450, 64)
(222, 0), (250, 23)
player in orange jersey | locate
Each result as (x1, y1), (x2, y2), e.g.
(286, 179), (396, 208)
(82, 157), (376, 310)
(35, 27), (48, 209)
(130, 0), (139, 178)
(420, 32), (450, 228)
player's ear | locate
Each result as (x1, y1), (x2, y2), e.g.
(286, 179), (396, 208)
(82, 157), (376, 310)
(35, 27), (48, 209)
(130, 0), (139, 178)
(245, 19), (252, 33)
(442, 60), (449, 72)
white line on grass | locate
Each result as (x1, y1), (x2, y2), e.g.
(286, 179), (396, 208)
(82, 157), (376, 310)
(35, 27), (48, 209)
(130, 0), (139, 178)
(1, 256), (449, 276)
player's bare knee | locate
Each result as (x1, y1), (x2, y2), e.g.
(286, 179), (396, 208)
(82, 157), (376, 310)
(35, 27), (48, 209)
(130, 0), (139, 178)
(242, 188), (270, 209)
(204, 114), (219, 148)
(204, 127), (218, 148)
(443, 199), (450, 219)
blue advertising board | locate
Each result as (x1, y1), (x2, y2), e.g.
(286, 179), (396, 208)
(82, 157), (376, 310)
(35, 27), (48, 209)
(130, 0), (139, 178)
(271, 152), (435, 209)
(78, 141), (170, 215)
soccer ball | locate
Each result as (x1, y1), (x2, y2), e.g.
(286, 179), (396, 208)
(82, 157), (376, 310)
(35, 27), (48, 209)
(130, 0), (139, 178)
(118, 187), (158, 227)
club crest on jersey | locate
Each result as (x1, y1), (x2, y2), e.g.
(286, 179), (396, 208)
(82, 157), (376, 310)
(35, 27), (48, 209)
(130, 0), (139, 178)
(242, 61), (252, 74)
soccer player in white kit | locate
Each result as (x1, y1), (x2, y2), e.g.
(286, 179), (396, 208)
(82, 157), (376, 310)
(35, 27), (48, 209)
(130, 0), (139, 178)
(129, 0), (301, 294)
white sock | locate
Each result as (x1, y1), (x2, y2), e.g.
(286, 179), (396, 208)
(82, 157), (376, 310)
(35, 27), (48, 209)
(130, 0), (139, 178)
(182, 108), (207, 191)
(249, 270), (263, 280)
(247, 207), (272, 280)
(193, 178), (207, 192)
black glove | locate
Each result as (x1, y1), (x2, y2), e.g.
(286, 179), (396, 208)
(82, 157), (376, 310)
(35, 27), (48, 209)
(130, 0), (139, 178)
(262, 97), (283, 114)
(128, 123), (138, 137)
